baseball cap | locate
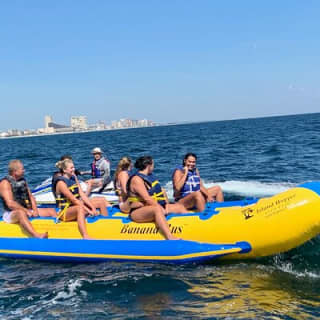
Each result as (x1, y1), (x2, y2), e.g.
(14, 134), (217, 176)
(91, 147), (103, 154)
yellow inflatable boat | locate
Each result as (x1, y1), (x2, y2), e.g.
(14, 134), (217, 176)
(0, 182), (320, 263)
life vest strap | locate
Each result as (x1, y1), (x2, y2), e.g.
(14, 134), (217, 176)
(55, 182), (80, 223)
(128, 196), (141, 203)
(151, 191), (166, 201)
(129, 192), (166, 203)
(151, 180), (159, 187)
(55, 202), (71, 223)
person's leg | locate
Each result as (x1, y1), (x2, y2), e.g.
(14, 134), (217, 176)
(178, 191), (206, 212)
(12, 210), (48, 238)
(90, 197), (110, 216)
(63, 206), (92, 239)
(38, 208), (58, 217)
(130, 205), (179, 240)
(85, 179), (94, 196)
(165, 203), (187, 214)
(207, 186), (224, 202)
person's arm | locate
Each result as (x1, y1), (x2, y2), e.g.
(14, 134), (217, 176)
(80, 164), (93, 176)
(74, 176), (96, 214)
(0, 180), (30, 215)
(162, 188), (170, 204)
(97, 160), (112, 192)
(27, 185), (40, 217)
(80, 169), (92, 176)
(118, 171), (129, 197)
(78, 190), (96, 215)
(131, 176), (158, 206)
(173, 167), (188, 192)
(101, 160), (111, 181)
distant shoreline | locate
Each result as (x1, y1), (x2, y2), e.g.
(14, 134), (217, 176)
(1, 112), (319, 140)
(0, 124), (170, 140)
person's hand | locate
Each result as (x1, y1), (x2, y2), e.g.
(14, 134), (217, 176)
(160, 205), (167, 216)
(32, 209), (40, 217)
(183, 166), (188, 174)
(86, 205), (97, 216)
(26, 210), (33, 217)
(207, 195), (214, 202)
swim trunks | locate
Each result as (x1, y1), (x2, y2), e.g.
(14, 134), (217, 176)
(2, 211), (17, 224)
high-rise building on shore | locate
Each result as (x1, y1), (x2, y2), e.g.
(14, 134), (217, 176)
(44, 115), (53, 129)
(41, 115), (71, 134)
(44, 115), (55, 133)
(111, 118), (155, 129)
(71, 116), (88, 130)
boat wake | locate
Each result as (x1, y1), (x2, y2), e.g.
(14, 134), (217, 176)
(35, 176), (296, 200)
(267, 236), (320, 279)
(164, 180), (295, 199)
(214, 180), (294, 197)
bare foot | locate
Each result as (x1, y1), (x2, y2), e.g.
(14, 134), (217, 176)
(83, 235), (95, 240)
(167, 236), (181, 240)
(37, 232), (48, 239)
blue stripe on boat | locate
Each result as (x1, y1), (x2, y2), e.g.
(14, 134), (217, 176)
(0, 238), (251, 264)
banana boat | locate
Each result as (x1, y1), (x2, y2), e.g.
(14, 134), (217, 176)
(0, 182), (319, 263)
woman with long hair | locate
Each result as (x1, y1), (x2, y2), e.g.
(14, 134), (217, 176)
(127, 156), (186, 240)
(53, 159), (109, 239)
(114, 156), (132, 212)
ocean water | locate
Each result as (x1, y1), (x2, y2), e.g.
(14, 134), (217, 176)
(0, 113), (320, 319)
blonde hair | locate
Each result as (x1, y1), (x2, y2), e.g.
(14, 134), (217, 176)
(114, 157), (132, 183)
(55, 159), (73, 172)
(8, 159), (23, 175)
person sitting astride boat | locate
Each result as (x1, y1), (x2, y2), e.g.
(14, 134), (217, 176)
(82, 147), (111, 196)
(0, 160), (57, 238)
(114, 156), (132, 213)
(53, 159), (109, 239)
(172, 153), (224, 212)
(127, 156), (187, 240)
(52, 155), (111, 211)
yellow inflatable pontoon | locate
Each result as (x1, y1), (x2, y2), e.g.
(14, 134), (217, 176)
(0, 182), (320, 263)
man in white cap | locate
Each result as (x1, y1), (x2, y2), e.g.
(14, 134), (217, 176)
(83, 147), (111, 195)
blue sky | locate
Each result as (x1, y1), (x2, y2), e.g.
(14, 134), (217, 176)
(0, 1), (319, 130)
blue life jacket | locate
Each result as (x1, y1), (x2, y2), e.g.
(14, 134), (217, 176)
(91, 157), (109, 178)
(127, 172), (167, 208)
(173, 165), (201, 200)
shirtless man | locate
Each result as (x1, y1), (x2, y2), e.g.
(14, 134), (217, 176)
(0, 159), (57, 238)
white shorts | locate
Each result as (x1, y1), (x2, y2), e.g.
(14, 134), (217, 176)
(2, 211), (17, 224)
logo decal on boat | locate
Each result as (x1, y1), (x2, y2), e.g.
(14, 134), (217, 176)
(241, 193), (297, 220)
(242, 207), (254, 220)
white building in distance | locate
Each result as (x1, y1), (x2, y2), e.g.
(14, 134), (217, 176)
(44, 115), (53, 129)
(44, 115), (55, 133)
(70, 116), (88, 130)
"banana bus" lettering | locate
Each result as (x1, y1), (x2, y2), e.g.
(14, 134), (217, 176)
(120, 224), (183, 235)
